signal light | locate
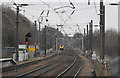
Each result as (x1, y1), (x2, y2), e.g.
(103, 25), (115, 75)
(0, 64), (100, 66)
(25, 38), (28, 45)
(25, 41), (28, 45)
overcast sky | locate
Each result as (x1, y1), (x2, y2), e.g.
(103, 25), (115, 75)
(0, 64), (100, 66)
(0, 0), (119, 36)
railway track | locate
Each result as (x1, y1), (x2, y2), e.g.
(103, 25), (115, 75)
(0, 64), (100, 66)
(16, 49), (76, 77)
(16, 54), (67, 77)
(3, 48), (83, 77)
(56, 54), (83, 78)
(37, 49), (83, 77)
(2, 53), (60, 73)
(2, 53), (65, 77)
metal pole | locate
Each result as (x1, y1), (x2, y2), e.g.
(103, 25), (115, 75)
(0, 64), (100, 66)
(38, 22), (41, 56)
(44, 25), (46, 55)
(56, 38), (57, 50)
(16, 6), (19, 61)
(82, 37), (84, 51)
(101, 6), (105, 60)
(55, 36), (56, 50)
(100, 0), (104, 60)
(89, 22), (90, 57)
(34, 20), (37, 57)
(89, 20), (93, 58)
(89, 22), (91, 57)
(63, 38), (64, 47)
(86, 25), (88, 52)
(84, 28), (86, 54)
(55, 29), (57, 50)
(91, 20), (93, 55)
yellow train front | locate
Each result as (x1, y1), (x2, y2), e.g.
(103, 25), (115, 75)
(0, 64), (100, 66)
(59, 45), (64, 50)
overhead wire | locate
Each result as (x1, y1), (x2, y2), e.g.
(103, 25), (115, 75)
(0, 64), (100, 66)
(62, 28), (68, 35)
(11, 0), (16, 4)
(39, 0), (65, 22)
(76, 24), (81, 33)
(11, 0), (18, 7)
(10, 0), (70, 35)
(60, 0), (91, 34)
(59, 0), (74, 32)
(11, 0), (38, 22)
(37, 10), (44, 22)
(11, 0), (65, 25)
(39, 0), (72, 35)
(59, 0), (76, 26)
(62, 10), (75, 25)
(10, 0), (100, 35)
(3, 12), (16, 27)
(57, 1), (91, 33)
(68, 0), (75, 9)
(21, 8), (38, 18)
(54, 6), (74, 11)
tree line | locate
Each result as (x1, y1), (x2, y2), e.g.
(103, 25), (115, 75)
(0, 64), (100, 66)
(72, 29), (118, 59)
(92, 29), (118, 59)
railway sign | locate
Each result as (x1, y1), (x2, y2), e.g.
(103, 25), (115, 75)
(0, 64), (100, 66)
(19, 45), (27, 49)
(28, 45), (39, 52)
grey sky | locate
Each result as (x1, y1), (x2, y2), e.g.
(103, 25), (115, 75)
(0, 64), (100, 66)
(0, 0), (119, 36)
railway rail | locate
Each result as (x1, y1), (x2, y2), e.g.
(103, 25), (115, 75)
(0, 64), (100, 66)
(35, 49), (83, 77)
(14, 49), (74, 77)
(3, 48), (83, 77)
(2, 53), (60, 73)
(56, 54), (83, 78)
(16, 52), (75, 77)
(3, 53), (64, 77)
(17, 54), (66, 77)
(4, 52), (66, 73)
(17, 49), (83, 77)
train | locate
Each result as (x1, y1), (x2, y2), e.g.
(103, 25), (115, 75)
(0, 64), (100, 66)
(59, 45), (64, 50)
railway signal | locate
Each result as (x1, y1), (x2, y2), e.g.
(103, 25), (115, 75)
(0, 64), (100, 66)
(26, 32), (31, 37)
(25, 32), (31, 45)
(25, 38), (28, 45)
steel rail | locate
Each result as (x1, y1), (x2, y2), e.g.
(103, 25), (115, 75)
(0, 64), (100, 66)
(56, 54), (83, 78)
(17, 54), (65, 77)
(36, 54), (75, 77)
(73, 56), (83, 78)
(56, 55), (76, 78)
(3, 53), (60, 73)
(34, 59), (64, 77)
